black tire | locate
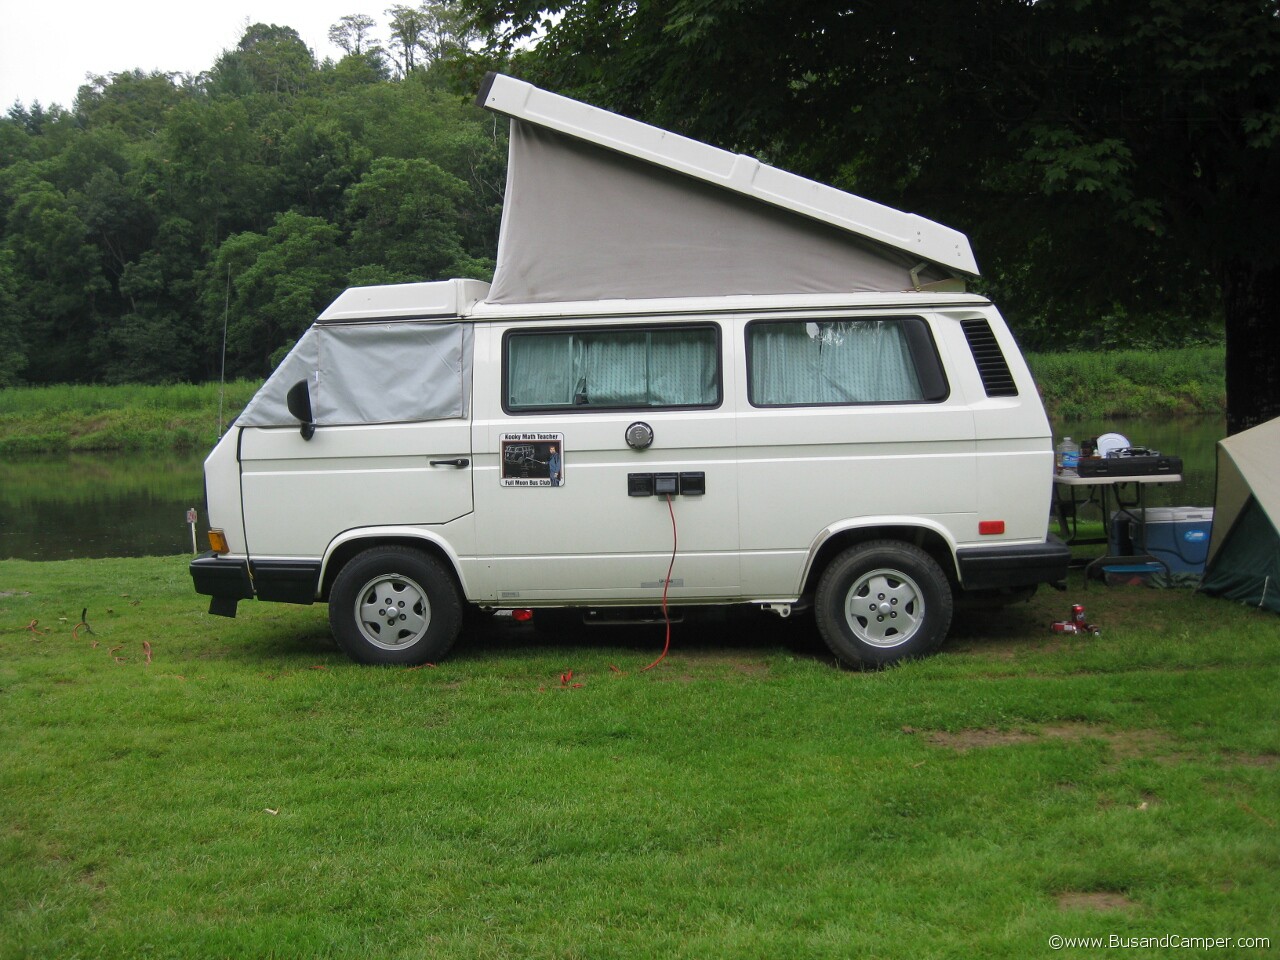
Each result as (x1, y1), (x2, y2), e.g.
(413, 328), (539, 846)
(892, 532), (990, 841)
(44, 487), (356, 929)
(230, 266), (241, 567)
(815, 540), (953, 667)
(328, 546), (463, 665)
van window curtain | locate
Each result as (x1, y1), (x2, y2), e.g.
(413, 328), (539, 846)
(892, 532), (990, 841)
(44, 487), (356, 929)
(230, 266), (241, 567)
(749, 320), (924, 405)
(507, 327), (718, 409)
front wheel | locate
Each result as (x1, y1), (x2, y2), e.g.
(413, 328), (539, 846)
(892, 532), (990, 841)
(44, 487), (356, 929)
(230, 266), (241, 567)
(329, 546), (462, 665)
(815, 541), (953, 667)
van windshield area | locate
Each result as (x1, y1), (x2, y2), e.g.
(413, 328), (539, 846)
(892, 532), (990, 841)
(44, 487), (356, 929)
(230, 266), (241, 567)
(236, 321), (473, 427)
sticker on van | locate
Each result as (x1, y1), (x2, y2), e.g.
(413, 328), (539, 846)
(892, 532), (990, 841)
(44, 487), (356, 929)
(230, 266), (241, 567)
(501, 433), (565, 487)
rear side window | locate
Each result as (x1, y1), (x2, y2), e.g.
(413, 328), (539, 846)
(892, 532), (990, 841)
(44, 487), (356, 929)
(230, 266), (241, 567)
(505, 325), (720, 412)
(747, 317), (947, 406)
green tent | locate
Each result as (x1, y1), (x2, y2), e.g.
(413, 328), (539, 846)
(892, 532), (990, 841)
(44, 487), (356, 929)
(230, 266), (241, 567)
(1201, 416), (1280, 613)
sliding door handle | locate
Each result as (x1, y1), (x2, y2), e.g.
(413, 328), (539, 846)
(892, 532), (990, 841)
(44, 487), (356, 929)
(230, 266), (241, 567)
(429, 458), (470, 468)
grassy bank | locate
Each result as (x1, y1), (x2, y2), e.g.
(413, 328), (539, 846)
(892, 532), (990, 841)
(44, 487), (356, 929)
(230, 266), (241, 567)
(1, 556), (1276, 958)
(1028, 346), (1225, 421)
(0, 347), (1225, 454)
(0, 381), (258, 455)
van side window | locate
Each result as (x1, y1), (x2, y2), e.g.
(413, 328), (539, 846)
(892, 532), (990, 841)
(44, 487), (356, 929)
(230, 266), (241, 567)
(505, 325), (720, 412)
(747, 317), (947, 406)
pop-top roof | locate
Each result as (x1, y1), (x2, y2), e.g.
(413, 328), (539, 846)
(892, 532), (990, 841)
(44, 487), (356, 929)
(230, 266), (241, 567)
(476, 71), (979, 301)
(318, 279), (491, 322)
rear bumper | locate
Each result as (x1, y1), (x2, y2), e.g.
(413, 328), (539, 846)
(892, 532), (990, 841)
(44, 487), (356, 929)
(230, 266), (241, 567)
(190, 553), (320, 617)
(956, 537), (1070, 591)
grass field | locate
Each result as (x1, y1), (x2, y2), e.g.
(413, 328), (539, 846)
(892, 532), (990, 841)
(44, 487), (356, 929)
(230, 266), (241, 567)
(1, 556), (1276, 958)
(0, 381), (259, 455)
(1028, 347), (1225, 421)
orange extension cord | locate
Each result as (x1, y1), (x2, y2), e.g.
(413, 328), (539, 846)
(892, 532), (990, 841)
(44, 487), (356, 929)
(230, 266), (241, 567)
(641, 494), (678, 672)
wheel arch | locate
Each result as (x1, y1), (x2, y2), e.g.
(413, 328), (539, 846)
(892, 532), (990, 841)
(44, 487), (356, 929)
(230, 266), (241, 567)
(800, 521), (959, 598)
(320, 529), (467, 603)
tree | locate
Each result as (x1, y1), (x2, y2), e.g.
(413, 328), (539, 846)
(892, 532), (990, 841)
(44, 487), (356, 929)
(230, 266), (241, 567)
(386, 5), (430, 76)
(329, 14), (379, 55)
(462, 0), (1280, 433)
(201, 212), (348, 378)
(0, 250), (29, 386)
(343, 157), (492, 282)
(210, 23), (316, 97)
(1, 171), (109, 382)
(155, 97), (277, 247)
(387, 2), (481, 77)
(107, 217), (203, 383)
(417, 0), (483, 66)
(73, 70), (191, 137)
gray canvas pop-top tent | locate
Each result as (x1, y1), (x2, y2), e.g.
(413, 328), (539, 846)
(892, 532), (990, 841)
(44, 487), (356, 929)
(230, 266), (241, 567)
(474, 72), (980, 304)
(1201, 416), (1280, 613)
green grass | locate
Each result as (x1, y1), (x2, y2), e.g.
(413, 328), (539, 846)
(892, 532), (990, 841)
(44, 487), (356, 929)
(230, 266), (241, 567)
(1, 557), (1276, 958)
(1028, 346), (1225, 421)
(0, 382), (259, 454)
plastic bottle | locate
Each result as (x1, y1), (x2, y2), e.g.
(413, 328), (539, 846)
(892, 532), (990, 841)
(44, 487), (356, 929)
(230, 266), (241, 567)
(1056, 436), (1080, 476)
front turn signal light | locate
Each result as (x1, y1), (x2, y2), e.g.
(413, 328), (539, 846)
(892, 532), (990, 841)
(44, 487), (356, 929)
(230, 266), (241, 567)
(207, 529), (230, 554)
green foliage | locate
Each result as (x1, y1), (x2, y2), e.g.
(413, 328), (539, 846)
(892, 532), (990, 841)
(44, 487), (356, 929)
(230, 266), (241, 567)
(203, 212), (347, 378)
(208, 23), (317, 98)
(0, 15), (503, 387)
(0, 251), (28, 387)
(344, 157), (493, 282)
(0, 556), (1277, 956)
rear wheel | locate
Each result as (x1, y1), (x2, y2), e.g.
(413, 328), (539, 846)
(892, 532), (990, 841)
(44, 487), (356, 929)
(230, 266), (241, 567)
(815, 540), (953, 667)
(329, 546), (462, 665)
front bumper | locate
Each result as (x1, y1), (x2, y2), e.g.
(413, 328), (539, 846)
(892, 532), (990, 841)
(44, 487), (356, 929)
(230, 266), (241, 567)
(190, 552), (253, 617)
(956, 536), (1070, 591)
(190, 552), (321, 617)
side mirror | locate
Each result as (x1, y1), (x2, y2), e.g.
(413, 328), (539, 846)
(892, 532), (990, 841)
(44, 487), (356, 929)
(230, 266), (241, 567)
(286, 379), (316, 441)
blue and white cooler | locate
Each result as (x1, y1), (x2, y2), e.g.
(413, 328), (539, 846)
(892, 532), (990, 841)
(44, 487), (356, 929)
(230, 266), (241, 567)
(1109, 506), (1215, 575)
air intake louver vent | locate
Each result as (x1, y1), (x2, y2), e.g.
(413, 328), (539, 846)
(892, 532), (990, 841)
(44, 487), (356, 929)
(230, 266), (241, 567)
(961, 319), (1018, 397)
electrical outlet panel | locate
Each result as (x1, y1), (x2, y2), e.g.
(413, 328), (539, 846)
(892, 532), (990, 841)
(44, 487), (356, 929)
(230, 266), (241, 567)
(627, 473), (654, 497)
(679, 472), (706, 495)
(629, 471), (707, 496)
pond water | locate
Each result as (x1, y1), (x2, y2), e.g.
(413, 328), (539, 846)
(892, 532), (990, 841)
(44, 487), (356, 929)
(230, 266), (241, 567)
(0, 415), (1225, 561)
(0, 451), (208, 561)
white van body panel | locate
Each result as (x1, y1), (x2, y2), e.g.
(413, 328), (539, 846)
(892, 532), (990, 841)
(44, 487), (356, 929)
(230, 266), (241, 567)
(238, 418), (473, 560)
(203, 431), (247, 554)
(468, 319), (742, 602)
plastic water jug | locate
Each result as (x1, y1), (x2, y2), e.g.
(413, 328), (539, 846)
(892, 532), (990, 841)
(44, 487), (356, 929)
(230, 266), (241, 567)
(1056, 437), (1080, 476)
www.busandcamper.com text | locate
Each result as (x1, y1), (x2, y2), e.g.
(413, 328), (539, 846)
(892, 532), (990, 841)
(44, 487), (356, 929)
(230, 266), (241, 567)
(1049, 934), (1270, 951)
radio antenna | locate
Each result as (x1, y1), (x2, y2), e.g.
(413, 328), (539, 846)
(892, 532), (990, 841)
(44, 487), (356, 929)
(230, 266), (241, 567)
(218, 263), (230, 438)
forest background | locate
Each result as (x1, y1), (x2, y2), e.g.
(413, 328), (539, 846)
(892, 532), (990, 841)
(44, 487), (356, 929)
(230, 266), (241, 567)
(1, 0), (1275, 429)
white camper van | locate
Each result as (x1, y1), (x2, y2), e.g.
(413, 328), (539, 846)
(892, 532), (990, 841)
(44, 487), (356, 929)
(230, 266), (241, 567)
(191, 73), (1069, 667)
